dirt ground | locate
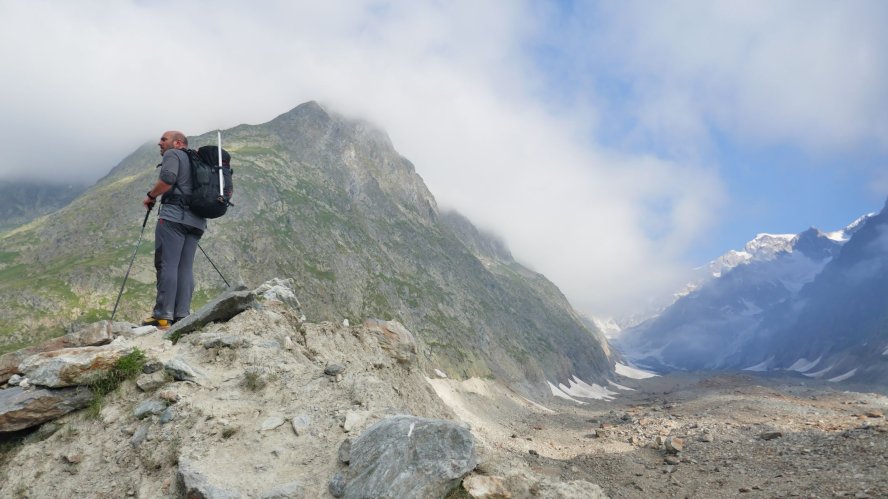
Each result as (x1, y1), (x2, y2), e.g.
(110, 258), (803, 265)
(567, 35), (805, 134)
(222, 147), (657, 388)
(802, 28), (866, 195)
(2, 297), (886, 498)
(433, 371), (888, 499)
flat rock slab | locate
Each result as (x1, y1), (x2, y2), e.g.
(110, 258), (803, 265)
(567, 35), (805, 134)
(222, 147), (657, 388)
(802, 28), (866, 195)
(167, 287), (256, 338)
(336, 415), (476, 499)
(0, 385), (92, 432)
(177, 457), (243, 499)
(19, 346), (125, 388)
(0, 321), (116, 384)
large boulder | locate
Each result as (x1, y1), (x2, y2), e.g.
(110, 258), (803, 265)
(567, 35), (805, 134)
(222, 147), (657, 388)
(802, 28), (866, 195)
(19, 346), (125, 388)
(167, 287), (256, 339)
(0, 320), (116, 384)
(0, 385), (92, 432)
(334, 415), (476, 499)
(362, 319), (417, 365)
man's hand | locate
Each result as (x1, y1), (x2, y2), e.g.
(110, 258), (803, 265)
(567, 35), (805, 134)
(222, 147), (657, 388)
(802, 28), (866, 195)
(143, 196), (156, 210)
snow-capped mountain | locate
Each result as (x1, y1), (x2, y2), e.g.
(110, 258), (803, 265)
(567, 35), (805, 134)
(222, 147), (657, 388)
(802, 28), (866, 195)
(614, 210), (877, 373)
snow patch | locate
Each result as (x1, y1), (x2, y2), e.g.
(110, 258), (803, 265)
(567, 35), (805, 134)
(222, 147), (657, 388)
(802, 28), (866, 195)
(803, 364), (835, 378)
(433, 369), (447, 378)
(743, 359), (771, 372)
(518, 395), (556, 414)
(786, 356), (821, 373)
(548, 381), (585, 404)
(615, 362), (658, 379)
(608, 380), (635, 391)
(558, 376), (617, 401)
(828, 368), (857, 383)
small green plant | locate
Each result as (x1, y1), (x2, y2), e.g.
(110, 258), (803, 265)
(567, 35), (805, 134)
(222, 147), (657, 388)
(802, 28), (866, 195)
(87, 348), (147, 418)
(221, 426), (238, 439)
(243, 369), (266, 391)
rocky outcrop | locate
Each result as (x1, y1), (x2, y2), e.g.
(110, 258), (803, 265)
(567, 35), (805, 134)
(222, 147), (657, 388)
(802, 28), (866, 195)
(166, 287), (257, 339)
(0, 385), (92, 432)
(18, 346), (125, 388)
(363, 319), (417, 365)
(0, 321), (117, 384)
(333, 415), (476, 498)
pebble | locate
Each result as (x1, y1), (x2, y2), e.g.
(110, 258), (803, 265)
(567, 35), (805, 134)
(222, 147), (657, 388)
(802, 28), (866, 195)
(260, 416), (286, 432)
(324, 364), (345, 376)
(8, 374), (22, 386)
(665, 436), (684, 453)
(760, 431), (783, 440)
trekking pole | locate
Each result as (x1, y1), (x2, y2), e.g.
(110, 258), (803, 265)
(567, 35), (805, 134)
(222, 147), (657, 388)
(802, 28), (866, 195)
(197, 242), (231, 288)
(111, 204), (153, 321)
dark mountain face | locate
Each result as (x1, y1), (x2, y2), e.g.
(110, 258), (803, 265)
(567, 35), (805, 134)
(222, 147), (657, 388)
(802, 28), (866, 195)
(617, 200), (888, 384)
(0, 181), (87, 231)
(763, 200), (888, 381)
(0, 102), (612, 396)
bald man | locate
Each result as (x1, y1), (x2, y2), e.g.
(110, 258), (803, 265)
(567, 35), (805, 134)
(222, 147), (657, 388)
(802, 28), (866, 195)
(142, 131), (207, 329)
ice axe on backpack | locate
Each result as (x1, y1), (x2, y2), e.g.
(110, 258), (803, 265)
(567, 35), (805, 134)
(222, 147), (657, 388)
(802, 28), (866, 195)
(110, 203), (154, 321)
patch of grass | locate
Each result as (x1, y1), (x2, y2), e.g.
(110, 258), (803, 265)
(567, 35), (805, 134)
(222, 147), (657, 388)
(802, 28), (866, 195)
(86, 348), (147, 418)
(444, 484), (471, 499)
(243, 369), (267, 391)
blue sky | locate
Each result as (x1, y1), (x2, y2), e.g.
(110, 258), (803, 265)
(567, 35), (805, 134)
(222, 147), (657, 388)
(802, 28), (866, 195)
(0, 1), (885, 318)
(524, 1), (888, 262)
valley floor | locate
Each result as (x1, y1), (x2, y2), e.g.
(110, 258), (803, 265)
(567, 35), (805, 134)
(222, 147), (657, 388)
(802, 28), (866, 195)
(434, 371), (888, 498)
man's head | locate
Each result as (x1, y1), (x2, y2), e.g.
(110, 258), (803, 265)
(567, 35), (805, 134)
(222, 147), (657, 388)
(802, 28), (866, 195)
(158, 131), (188, 155)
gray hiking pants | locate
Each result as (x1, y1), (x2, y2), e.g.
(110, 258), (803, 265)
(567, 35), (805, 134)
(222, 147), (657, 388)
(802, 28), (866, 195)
(153, 219), (203, 320)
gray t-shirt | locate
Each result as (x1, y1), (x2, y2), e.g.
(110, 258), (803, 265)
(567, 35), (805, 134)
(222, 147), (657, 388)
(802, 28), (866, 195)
(158, 148), (207, 230)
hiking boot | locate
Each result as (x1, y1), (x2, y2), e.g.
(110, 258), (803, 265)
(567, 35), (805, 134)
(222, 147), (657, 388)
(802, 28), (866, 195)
(141, 317), (172, 330)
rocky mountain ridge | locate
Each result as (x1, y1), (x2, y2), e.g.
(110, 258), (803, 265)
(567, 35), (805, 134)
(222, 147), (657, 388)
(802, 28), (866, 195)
(0, 101), (612, 398)
(0, 279), (608, 499)
(616, 204), (887, 381)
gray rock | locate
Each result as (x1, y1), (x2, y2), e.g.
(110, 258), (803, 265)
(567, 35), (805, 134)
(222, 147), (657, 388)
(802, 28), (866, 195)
(136, 371), (167, 392)
(260, 416), (286, 432)
(177, 457), (243, 499)
(324, 364), (345, 376)
(329, 472), (346, 498)
(134, 399), (168, 419)
(166, 287), (255, 339)
(760, 431), (783, 440)
(160, 407), (175, 424)
(254, 278), (302, 310)
(0, 323), (118, 385)
(291, 414), (311, 436)
(0, 385), (92, 432)
(7, 374), (22, 386)
(200, 333), (245, 349)
(339, 415), (476, 499)
(68, 321), (116, 346)
(130, 423), (150, 447)
(19, 346), (124, 388)
(259, 481), (305, 499)
(142, 361), (164, 374)
(343, 411), (367, 433)
(165, 357), (208, 384)
(338, 438), (352, 463)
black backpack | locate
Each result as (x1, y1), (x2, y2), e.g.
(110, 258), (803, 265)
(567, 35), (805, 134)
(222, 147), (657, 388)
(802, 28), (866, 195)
(163, 146), (233, 219)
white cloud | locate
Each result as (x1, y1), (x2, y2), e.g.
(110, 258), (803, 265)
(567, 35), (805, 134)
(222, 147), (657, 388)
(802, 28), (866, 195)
(576, 0), (888, 156)
(0, 1), (881, 319)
